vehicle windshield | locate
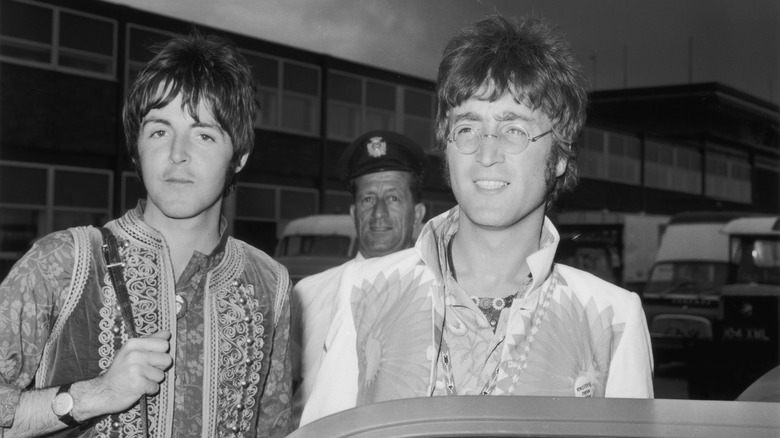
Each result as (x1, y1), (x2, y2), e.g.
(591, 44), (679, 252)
(277, 235), (352, 257)
(730, 237), (780, 285)
(645, 262), (729, 294)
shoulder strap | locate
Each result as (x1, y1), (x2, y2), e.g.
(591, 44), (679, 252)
(98, 227), (138, 337)
(97, 227), (148, 438)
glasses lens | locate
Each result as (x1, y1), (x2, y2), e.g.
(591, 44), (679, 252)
(452, 125), (480, 154)
(499, 125), (530, 154)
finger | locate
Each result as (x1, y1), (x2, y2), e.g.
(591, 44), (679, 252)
(146, 352), (173, 370)
(142, 380), (161, 395)
(146, 330), (171, 340)
(142, 366), (166, 384)
(124, 337), (170, 353)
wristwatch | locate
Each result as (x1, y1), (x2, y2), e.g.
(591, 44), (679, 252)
(51, 383), (80, 427)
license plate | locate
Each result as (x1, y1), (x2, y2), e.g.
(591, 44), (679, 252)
(651, 315), (713, 340)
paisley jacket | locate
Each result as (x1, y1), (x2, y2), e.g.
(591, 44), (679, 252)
(0, 205), (292, 437)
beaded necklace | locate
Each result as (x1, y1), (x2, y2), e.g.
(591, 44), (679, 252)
(441, 273), (557, 396)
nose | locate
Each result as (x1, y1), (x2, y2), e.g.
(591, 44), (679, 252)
(372, 198), (389, 219)
(475, 133), (504, 166)
(169, 134), (190, 164)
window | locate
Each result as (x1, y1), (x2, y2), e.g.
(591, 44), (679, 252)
(328, 71), (365, 140)
(579, 129), (606, 178)
(121, 170), (145, 212)
(233, 183), (319, 254)
(579, 128), (640, 185)
(404, 88), (436, 151)
(0, 161), (112, 279)
(323, 190), (352, 215)
(705, 152), (751, 203)
(365, 80), (396, 132)
(126, 25), (177, 89)
(645, 141), (702, 194)
(0, 0), (116, 79)
(327, 71), (436, 148)
(243, 50), (320, 135)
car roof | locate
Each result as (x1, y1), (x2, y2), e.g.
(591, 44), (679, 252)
(721, 216), (780, 236)
(281, 214), (356, 237)
(289, 396), (780, 438)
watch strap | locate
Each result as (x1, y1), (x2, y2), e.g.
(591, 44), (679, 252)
(55, 383), (80, 427)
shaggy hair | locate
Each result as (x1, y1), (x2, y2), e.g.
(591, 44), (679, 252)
(123, 31), (257, 196)
(435, 15), (589, 204)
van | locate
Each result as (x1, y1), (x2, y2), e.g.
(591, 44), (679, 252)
(642, 211), (758, 364)
(273, 215), (357, 283)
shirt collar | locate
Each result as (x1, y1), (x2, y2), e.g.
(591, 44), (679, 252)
(416, 206), (561, 289)
(131, 199), (229, 259)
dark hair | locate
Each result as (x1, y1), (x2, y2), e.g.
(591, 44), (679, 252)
(435, 15), (589, 203)
(348, 171), (424, 204)
(123, 30), (257, 196)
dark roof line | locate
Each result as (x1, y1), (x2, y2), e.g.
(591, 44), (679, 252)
(591, 82), (779, 114)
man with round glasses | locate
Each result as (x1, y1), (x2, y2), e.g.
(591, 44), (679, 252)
(300, 14), (654, 425)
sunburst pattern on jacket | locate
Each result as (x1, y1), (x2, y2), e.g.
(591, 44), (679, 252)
(498, 281), (625, 397)
(352, 268), (434, 404)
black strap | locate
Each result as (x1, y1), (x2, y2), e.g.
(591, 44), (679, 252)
(99, 228), (138, 337)
(98, 227), (148, 437)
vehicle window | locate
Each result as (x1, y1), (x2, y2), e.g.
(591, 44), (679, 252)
(645, 262), (729, 294)
(753, 239), (780, 268)
(734, 238), (780, 285)
(278, 235), (351, 257)
(557, 246), (616, 283)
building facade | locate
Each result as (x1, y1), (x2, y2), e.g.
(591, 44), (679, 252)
(1, 0), (778, 281)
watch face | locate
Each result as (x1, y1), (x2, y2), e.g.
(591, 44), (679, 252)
(52, 392), (74, 417)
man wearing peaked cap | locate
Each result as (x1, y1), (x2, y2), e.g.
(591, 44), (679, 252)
(339, 130), (427, 257)
(338, 130), (427, 182)
(291, 130), (427, 426)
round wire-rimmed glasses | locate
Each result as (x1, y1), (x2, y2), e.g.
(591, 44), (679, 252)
(447, 124), (553, 155)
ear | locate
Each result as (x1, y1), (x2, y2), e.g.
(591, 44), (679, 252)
(555, 155), (568, 178)
(412, 202), (427, 236)
(235, 153), (250, 173)
(349, 204), (358, 229)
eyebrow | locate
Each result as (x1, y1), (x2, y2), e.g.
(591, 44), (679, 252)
(193, 121), (225, 133)
(451, 111), (535, 125)
(141, 117), (170, 129)
(141, 117), (224, 133)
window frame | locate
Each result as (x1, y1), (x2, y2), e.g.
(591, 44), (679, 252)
(644, 140), (702, 195)
(0, 0), (117, 80)
(124, 23), (178, 93)
(241, 49), (322, 137)
(705, 151), (752, 203)
(0, 160), (113, 269)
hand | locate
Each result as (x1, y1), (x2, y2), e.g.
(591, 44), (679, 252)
(75, 331), (173, 418)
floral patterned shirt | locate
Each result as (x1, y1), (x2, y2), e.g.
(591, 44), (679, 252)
(301, 207), (654, 425)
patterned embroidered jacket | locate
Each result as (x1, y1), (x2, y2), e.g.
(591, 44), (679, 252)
(0, 206), (292, 437)
(300, 207), (654, 425)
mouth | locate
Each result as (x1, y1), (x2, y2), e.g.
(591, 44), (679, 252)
(165, 177), (194, 184)
(474, 179), (509, 190)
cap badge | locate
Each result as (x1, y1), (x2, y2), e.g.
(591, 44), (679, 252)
(366, 137), (387, 158)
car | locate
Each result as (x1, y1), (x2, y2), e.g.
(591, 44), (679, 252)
(288, 395), (780, 437)
(274, 214), (357, 284)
